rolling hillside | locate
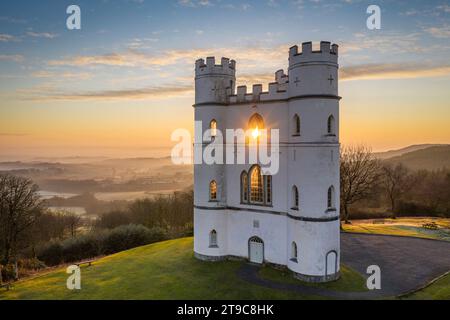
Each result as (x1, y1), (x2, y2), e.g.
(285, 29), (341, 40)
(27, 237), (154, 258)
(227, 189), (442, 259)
(384, 145), (450, 171)
(374, 144), (447, 160)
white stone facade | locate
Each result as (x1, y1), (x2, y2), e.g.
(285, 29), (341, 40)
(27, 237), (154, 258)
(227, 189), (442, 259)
(193, 42), (341, 282)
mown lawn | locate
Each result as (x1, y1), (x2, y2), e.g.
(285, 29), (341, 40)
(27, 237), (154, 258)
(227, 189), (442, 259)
(0, 237), (361, 300)
(342, 217), (450, 242)
(401, 273), (450, 300)
(0, 237), (448, 300)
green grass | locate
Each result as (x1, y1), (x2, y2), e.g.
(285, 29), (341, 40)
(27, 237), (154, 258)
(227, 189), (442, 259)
(2, 236), (448, 300)
(0, 237), (365, 300)
(401, 273), (450, 300)
(342, 217), (450, 242)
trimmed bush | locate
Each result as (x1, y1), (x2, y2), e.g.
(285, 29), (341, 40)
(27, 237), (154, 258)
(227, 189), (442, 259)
(37, 224), (168, 266)
(37, 240), (63, 266)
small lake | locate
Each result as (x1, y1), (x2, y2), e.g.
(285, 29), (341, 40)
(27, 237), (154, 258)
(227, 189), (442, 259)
(38, 190), (78, 200)
(48, 206), (87, 215)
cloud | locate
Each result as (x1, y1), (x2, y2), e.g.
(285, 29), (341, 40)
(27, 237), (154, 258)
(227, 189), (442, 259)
(424, 25), (450, 39)
(0, 54), (24, 62)
(178, 0), (212, 7)
(341, 63), (450, 81)
(19, 84), (194, 102)
(46, 46), (286, 72)
(26, 31), (58, 39)
(31, 71), (92, 80)
(0, 33), (19, 42)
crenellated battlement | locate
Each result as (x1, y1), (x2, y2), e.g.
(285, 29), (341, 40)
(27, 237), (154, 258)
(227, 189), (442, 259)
(289, 41), (338, 66)
(229, 70), (289, 104)
(195, 41), (338, 105)
(195, 56), (236, 77)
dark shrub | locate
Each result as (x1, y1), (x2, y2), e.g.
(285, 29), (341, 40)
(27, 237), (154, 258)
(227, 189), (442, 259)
(61, 233), (102, 263)
(101, 224), (166, 255)
(37, 240), (63, 266)
(36, 224), (167, 266)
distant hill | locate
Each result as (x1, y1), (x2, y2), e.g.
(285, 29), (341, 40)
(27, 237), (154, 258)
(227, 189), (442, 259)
(383, 146), (450, 171)
(374, 144), (448, 160)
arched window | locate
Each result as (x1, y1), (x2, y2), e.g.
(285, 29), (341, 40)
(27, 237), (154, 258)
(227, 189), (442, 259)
(241, 171), (248, 203)
(209, 230), (218, 247)
(210, 180), (217, 201)
(250, 166), (264, 203)
(292, 186), (299, 210)
(293, 114), (300, 135)
(210, 119), (217, 137)
(248, 113), (265, 130)
(291, 242), (298, 261)
(327, 115), (335, 135)
(327, 186), (335, 209)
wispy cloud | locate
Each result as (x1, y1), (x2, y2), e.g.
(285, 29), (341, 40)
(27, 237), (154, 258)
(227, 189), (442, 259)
(31, 71), (92, 80)
(424, 25), (450, 39)
(26, 31), (58, 39)
(0, 33), (19, 42)
(341, 63), (450, 81)
(19, 84), (193, 102)
(178, 0), (213, 7)
(0, 54), (24, 62)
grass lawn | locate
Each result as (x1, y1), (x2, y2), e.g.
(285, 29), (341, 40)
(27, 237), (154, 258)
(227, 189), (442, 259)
(401, 272), (450, 300)
(0, 237), (366, 300)
(1, 236), (448, 300)
(342, 217), (450, 242)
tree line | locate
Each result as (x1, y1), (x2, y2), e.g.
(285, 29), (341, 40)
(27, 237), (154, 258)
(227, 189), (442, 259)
(340, 145), (450, 223)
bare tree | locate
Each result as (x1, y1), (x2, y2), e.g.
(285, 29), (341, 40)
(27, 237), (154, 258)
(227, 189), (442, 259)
(63, 212), (83, 238)
(0, 174), (43, 266)
(382, 163), (415, 217)
(340, 145), (381, 224)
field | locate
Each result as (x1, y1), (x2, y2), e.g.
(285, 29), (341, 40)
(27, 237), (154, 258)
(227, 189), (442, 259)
(1, 237), (447, 300)
(342, 217), (450, 242)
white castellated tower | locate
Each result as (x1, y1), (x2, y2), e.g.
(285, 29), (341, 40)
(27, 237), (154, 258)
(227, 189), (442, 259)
(193, 42), (340, 282)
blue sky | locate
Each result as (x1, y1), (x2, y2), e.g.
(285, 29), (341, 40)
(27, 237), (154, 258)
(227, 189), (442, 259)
(0, 0), (449, 159)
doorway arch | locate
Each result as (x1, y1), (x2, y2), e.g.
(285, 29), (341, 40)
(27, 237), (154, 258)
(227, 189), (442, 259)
(248, 236), (264, 264)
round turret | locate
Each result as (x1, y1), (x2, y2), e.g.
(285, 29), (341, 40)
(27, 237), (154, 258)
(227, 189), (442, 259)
(288, 41), (339, 97)
(195, 57), (236, 105)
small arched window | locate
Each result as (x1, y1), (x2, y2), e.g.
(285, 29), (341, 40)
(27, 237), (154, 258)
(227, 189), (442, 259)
(209, 230), (218, 247)
(291, 242), (298, 261)
(241, 171), (248, 203)
(327, 186), (335, 209)
(210, 180), (217, 201)
(292, 186), (299, 210)
(210, 119), (217, 138)
(293, 114), (300, 135)
(327, 115), (335, 135)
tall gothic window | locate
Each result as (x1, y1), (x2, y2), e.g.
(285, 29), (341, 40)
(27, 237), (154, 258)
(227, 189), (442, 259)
(241, 165), (272, 206)
(209, 230), (218, 247)
(241, 171), (248, 202)
(293, 114), (300, 135)
(210, 119), (217, 138)
(292, 186), (299, 210)
(327, 185), (335, 209)
(327, 115), (335, 135)
(250, 166), (264, 203)
(210, 180), (217, 201)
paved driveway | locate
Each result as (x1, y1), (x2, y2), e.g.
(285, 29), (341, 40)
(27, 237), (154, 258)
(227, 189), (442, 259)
(341, 233), (450, 296)
(237, 233), (450, 299)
